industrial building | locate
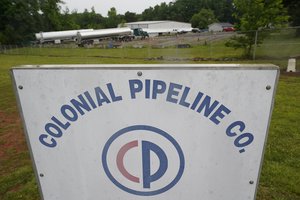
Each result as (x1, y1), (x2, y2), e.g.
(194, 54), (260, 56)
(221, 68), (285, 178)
(122, 21), (192, 37)
(208, 23), (234, 32)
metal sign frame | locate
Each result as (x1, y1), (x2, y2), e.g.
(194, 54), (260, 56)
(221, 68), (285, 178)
(11, 64), (279, 200)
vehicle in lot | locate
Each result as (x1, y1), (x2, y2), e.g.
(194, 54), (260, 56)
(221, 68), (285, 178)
(223, 27), (236, 32)
(35, 29), (93, 44)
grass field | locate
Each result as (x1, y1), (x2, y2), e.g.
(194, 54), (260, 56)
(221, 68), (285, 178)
(1, 43), (243, 60)
(2, 35), (299, 70)
(0, 45), (299, 200)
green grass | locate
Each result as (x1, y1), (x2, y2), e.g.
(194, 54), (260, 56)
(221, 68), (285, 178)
(256, 76), (300, 200)
(0, 166), (39, 200)
(2, 34), (299, 70)
(2, 46), (298, 71)
(0, 47), (299, 199)
(3, 43), (243, 59)
(256, 36), (300, 60)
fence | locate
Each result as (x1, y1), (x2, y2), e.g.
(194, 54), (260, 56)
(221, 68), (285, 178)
(252, 27), (300, 60)
(0, 27), (299, 69)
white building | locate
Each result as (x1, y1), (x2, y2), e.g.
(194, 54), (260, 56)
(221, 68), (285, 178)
(208, 23), (234, 32)
(122, 21), (192, 37)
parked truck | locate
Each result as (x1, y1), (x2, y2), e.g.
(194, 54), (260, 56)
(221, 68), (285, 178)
(35, 29), (93, 44)
(76, 27), (149, 46)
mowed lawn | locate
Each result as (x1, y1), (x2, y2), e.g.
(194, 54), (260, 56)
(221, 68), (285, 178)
(0, 52), (299, 200)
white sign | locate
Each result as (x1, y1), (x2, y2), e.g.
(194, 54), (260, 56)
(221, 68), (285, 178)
(12, 64), (278, 200)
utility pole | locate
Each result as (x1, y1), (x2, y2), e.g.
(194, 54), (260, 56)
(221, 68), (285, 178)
(253, 30), (258, 60)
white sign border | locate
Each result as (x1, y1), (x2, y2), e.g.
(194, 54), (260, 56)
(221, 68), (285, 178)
(11, 64), (280, 200)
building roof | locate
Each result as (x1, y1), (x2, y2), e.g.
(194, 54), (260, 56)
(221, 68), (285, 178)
(125, 21), (190, 25)
(209, 22), (234, 27)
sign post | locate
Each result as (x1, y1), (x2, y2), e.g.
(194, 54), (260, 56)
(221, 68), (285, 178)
(12, 64), (279, 200)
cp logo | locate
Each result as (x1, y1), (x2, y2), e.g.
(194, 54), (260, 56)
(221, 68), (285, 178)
(102, 125), (185, 196)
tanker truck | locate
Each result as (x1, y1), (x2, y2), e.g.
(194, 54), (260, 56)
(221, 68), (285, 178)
(76, 27), (149, 46)
(35, 29), (93, 44)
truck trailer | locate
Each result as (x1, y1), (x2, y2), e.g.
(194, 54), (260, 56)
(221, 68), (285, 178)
(76, 27), (149, 45)
(76, 27), (133, 45)
(35, 29), (93, 44)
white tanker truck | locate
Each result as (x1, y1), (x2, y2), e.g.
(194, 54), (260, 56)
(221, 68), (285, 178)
(35, 29), (93, 44)
(35, 28), (149, 45)
(76, 27), (133, 45)
(76, 27), (149, 46)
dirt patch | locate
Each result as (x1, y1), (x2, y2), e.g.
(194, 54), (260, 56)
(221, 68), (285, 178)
(281, 71), (300, 77)
(0, 111), (27, 159)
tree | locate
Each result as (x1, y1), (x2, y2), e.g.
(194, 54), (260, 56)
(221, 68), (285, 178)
(40, 0), (63, 31)
(213, 0), (235, 23)
(155, 2), (171, 20)
(139, 0), (235, 23)
(140, 2), (173, 21)
(124, 11), (138, 23)
(60, 7), (80, 30)
(190, 9), (217, 29)
(283, 0), (300, 35)
(167, 0), (234, 23)
(106, 7), (119, 28)
(141, 7), (154, 21)
(226, 0), (289, 57)
(74, 7), (104, 29)
(0, 0), (42, 44)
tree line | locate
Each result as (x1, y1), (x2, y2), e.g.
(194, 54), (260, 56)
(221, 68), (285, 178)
(0, 0), (299, 45)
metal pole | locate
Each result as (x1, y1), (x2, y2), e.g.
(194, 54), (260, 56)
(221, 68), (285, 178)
(209, 32), (212, 58)
(253, 30), (258, 60)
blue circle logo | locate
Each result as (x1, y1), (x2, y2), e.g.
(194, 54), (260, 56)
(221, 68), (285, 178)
(102, 125), (185, 196)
